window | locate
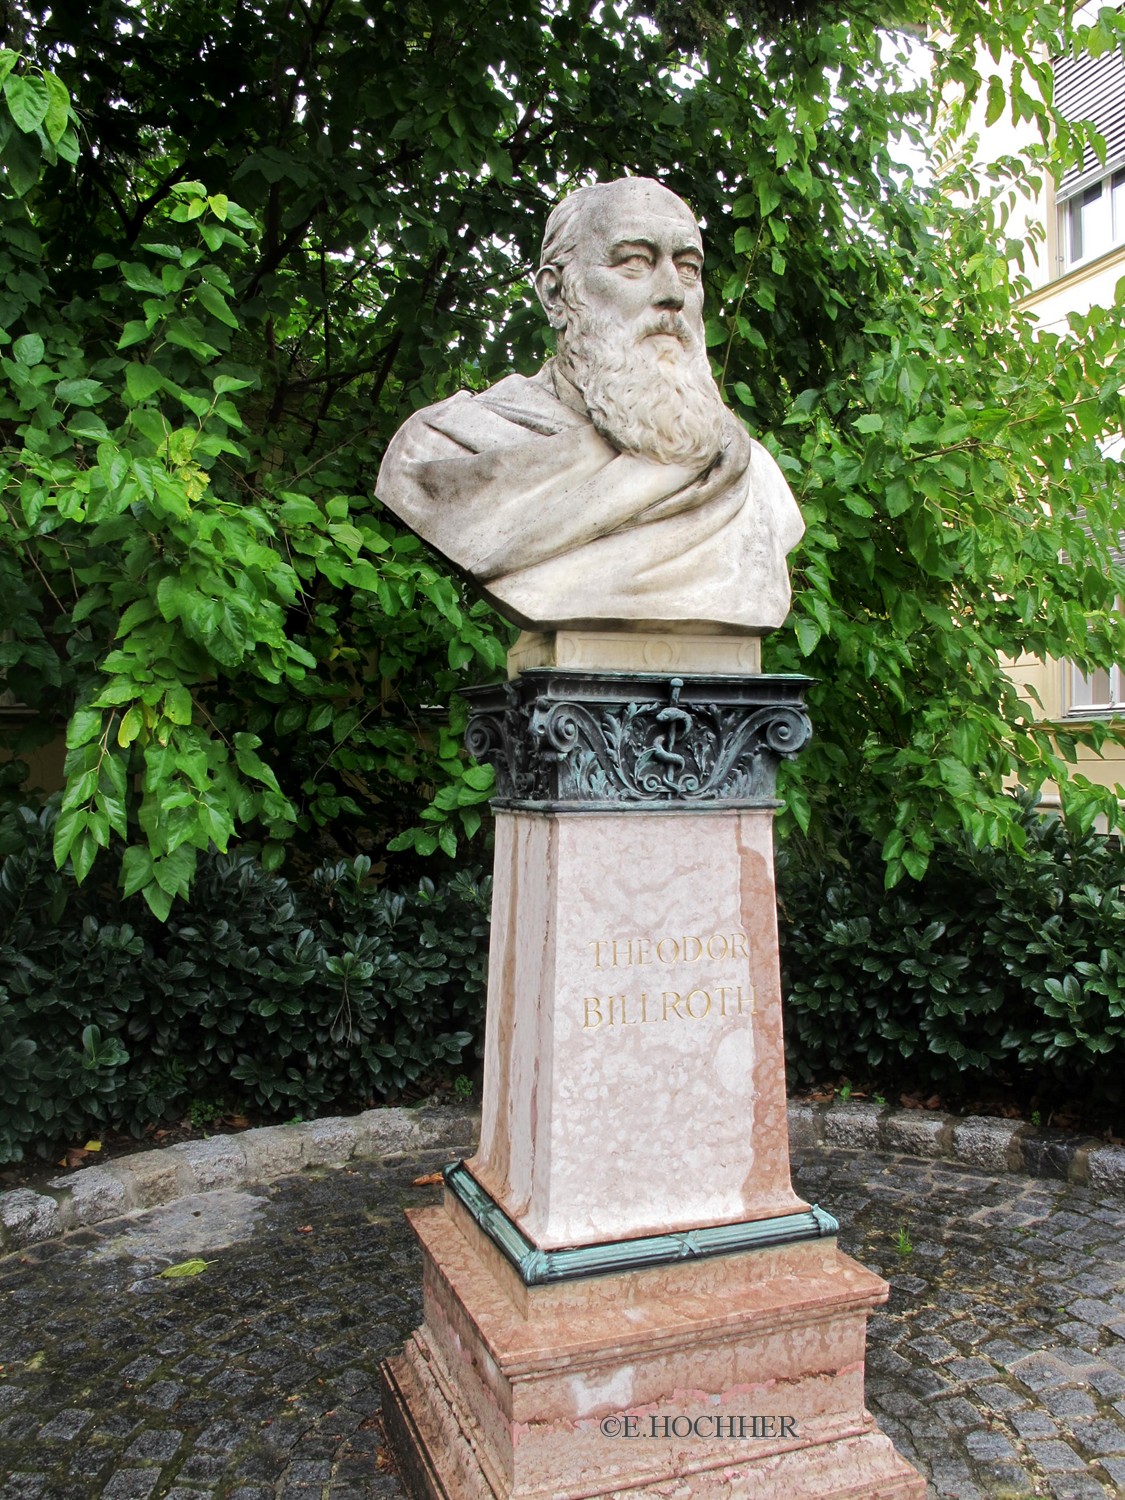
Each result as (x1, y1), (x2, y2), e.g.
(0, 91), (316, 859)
(1064, 576), (1125, 716)
(1068, 660), (1125, 714)
(1059, 171), (1125, 270)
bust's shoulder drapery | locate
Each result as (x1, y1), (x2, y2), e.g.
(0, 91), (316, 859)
(375, 371), (803, 633)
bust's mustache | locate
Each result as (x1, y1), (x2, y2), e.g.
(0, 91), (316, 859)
(636, 310), (696, 349)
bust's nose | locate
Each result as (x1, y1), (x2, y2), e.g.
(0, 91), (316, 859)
(650, 258), (685, 310)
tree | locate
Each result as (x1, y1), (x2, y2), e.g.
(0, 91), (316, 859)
(2, 0), (1124, 915)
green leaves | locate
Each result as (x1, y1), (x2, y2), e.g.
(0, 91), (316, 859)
(765, 140), (1125, 864)
(120, 261), (166, 294)
(65, 709), (103, 750)
(125, 363), (164, 402)
(159, 1258), (210, 1278)
(233, 734), (283, 794)
(757, 179), (782, 218)
(41, 72), (70, 144)
(55, 378), (106, 407)
(984, 74), (1006, 128)
(3, 74), (48, 134)
(195, 282), (238, 327)
(0, 162), (330, 910)
(781, 799), (1125, 1101)
(0, 57), (76, 190)
(793, 617), (822, 657)
(13, 334), (43, 365)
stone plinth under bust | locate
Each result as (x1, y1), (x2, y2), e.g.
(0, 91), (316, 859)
(506, 630), (762, 679)
(467, 803), (805, 1248)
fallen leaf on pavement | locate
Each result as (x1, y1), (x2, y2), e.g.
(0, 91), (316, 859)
(159, 1258), (210, 1279)
(412, 1171), (443, 1186)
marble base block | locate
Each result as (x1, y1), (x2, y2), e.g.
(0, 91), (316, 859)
(381, 1198), (925, 1499)
(507, 631), (762, 679)
(469, 808), (805, 1249)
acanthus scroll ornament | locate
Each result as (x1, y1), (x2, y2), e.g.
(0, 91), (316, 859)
(461, 671), (812, 809)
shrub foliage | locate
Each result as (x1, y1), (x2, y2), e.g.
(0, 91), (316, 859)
(7, 789), (1125, 1161)
(779, 799), (1125, 1109)
(0, 799), (488, 1163)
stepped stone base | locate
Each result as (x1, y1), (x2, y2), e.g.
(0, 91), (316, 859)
(381, 1198), (925, 1500)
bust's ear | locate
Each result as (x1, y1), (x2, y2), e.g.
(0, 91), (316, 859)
(535, 265), (567, 330)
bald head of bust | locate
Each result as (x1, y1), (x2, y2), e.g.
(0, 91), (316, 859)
(540, 178), (702, 271)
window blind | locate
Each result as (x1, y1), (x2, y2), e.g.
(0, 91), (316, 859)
(1054, 47), (1125, 200)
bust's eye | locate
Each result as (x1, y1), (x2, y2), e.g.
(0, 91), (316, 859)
(616, 252), (652, 271)
(678, 260), (702, 281)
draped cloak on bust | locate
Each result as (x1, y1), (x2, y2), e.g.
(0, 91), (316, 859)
(375, 365), (804, 634)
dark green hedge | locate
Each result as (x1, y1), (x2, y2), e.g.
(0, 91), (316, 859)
(6, 791), (1124, 1163)
(0, 800), (489, 1163)
(778, 798), (1125, 1109)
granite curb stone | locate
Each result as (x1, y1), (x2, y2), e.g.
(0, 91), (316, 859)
(952, 1113), (1030, 1173)
(0, 1105), (478, 1251)
(823, 1098), (886, 1148)
(0, 1186), (61, 1245)
(0, 1098), (1121, 1252)
(1087, 1142), (1125, 1194)
(785, 1101), (822, 1150)
(883, 1108), (954, 1158)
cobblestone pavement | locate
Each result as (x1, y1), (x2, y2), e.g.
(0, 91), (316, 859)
(801, 1150), (1125, 1500)
(0, 1142), (1123, 1499)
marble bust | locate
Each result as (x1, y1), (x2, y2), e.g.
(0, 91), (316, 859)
(375, 178), (803, 633)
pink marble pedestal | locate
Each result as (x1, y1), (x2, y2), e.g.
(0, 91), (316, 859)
(382, 674), (924, 1498)
(469, 808), (806, 1247)
(383, 1195), (924, 1498)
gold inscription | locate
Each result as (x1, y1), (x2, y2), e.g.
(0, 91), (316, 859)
(582, 985), (754, 1029)
(589, 932), (750, 969)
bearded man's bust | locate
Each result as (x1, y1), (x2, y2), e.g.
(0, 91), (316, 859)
(375, 178), (803, 634)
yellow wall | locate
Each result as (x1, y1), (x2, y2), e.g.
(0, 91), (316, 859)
(1003, 652), (1125, 799)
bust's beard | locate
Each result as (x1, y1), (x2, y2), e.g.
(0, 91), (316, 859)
(555, 299), (728, 470)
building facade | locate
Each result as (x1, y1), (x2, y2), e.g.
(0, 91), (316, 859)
(975, 32), (1125, 799)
